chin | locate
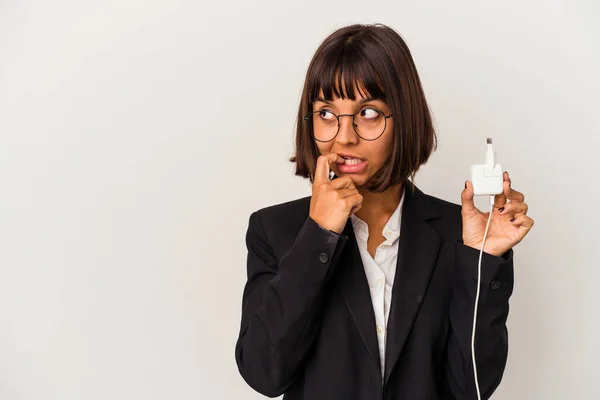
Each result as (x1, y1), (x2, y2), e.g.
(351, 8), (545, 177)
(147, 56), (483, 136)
(336, 172), (369, 186)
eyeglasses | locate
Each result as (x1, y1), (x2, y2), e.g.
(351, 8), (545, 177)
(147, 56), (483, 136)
(304, 107), (393, 142)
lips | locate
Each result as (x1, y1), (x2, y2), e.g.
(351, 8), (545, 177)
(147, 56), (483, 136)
(338, 153), (364, 161)
(331, 153), (367, 174)
(337, 158), (368, 174)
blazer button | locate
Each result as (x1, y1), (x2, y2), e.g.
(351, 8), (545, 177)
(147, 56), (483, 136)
(318, 253), (329, 264)
(490, 280), (502, 290)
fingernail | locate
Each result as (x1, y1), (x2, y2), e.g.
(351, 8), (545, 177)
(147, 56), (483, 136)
(510, 217), (516, 222)
(499, 207), (504, 212)
(465, 181), (467, 189)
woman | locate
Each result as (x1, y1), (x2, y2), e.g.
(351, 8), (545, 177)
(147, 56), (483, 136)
(235, 23), (534, 400)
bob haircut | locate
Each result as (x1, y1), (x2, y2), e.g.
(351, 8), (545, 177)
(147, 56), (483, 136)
(290, 23), (437, 194)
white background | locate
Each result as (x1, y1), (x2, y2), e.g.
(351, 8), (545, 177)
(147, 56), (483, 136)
(1, 1), (599, 399)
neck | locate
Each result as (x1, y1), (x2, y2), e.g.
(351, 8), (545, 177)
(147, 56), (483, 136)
(353, 182), (404, 226)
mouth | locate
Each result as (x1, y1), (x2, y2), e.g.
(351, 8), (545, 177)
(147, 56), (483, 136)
(336, 154), (368, 174)
(338, 153), (365, 165)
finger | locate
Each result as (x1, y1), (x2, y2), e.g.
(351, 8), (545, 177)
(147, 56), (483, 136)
(344, 193), (363, 212)
(337, 188), (360, 198)
(509, 214), (535, 233)
(502, 171), (526, 203)
(507, 187), (525, 203)
(498, 201), (528, 217)
(330, 174), (357, 190)
(493, 173), (511, 209)
(461, 180), (477, 213)
(350, 202), (362, 215)
(314, 153), (343, 184)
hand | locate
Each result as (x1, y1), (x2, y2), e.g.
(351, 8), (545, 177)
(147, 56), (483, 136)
(309, 154), (364, 234)
(461, 171), (534, 257)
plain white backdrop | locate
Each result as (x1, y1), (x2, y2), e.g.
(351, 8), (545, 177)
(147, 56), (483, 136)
(1, 1), (599, 399)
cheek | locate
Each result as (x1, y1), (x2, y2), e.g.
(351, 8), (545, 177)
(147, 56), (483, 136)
(372, 131), (394, 162)
(315, 142), (332, 156)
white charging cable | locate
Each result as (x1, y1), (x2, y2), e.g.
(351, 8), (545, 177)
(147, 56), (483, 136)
(471, 194), (495, 400)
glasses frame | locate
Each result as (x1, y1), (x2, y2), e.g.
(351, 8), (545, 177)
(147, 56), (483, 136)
(303, 107), (393, 142)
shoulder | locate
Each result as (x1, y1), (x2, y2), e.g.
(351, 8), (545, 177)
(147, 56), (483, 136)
(251, 195), (311, 223)
(405, 183), (463, 218)
(404, 186), (462, 237)
(423, 192), (462, 216)
(246, 196), (312, 253)
(409, 186), (464, 239)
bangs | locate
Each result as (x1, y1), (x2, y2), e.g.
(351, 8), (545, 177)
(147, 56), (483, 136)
(308, 46), (388, 105)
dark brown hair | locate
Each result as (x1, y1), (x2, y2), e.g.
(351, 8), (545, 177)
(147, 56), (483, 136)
(289, 23), (437, 193)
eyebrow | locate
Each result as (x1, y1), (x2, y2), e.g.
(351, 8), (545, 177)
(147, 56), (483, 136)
(315, 96), (384, 105)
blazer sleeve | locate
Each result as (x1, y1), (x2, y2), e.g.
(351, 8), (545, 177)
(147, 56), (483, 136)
(444, 239), (514, 400)
(235, 211), (349, 398)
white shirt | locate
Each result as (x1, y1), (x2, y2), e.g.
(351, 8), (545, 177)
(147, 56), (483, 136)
(349, 186), (405, 378)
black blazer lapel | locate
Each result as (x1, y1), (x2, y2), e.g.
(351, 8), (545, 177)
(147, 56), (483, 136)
(384, 184), (442, 386)
(337, 218), (382, 377)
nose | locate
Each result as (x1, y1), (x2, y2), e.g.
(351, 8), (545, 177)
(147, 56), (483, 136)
(335, 114), (359, 145)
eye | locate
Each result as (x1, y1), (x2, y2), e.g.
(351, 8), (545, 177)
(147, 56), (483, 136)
(318, 109), (336, 120)
(360, 107), (381, 120)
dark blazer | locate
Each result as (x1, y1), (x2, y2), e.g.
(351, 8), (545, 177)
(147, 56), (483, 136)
(235, 184), (514, 400)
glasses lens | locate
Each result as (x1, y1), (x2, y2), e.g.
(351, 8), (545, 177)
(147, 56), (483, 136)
(355, 107), (386, 140)
(310, 110), (338, 141)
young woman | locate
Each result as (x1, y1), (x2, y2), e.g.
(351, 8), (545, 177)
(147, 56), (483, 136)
(235, 23), (534, 400)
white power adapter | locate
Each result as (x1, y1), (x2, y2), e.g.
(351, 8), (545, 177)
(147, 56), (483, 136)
(469, 137), (504, 400)
(471, 138), (503, 197)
